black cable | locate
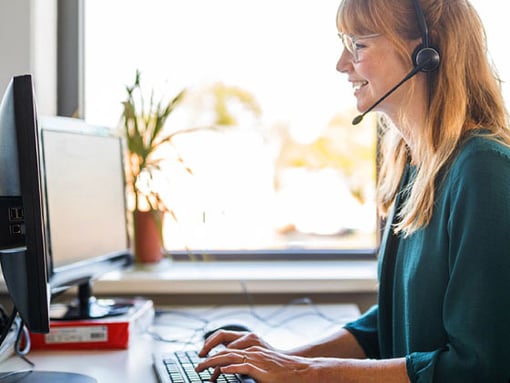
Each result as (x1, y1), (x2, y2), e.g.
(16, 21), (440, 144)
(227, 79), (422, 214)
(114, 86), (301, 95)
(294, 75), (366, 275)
(153, 309), (209, 325)
(149, 277), (350, 348)
(150, 294), (346, 347)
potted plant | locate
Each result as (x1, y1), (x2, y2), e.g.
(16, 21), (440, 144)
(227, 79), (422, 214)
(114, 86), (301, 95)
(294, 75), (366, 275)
(120, 71), (262, 262)
(120, 70), (187, 263)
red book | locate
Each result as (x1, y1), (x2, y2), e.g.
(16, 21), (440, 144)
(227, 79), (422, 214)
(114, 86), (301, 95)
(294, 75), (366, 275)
(30, 298), (154, 350)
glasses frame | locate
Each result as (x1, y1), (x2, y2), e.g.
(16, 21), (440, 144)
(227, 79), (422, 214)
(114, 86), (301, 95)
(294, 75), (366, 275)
(338, 32), (381, 63)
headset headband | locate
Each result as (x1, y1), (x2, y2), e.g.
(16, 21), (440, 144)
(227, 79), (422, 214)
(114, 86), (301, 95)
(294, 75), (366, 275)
(412, 0), (430, 48)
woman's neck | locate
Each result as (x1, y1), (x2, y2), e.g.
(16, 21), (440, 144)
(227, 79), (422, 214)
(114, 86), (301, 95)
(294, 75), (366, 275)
(390, 96), (427, 164)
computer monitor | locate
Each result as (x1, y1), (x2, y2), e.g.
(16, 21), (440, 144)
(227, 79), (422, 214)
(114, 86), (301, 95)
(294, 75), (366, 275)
(40, 115), (134, 320)
(0, 74), (132, 382)
(0, 74), (50, 334)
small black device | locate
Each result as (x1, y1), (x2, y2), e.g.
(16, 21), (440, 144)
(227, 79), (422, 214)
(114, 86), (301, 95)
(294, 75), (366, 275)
(203, 323), (251, 340)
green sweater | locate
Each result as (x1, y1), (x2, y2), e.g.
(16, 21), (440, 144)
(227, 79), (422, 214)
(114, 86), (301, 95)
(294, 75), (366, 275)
(344, 134), (510, 382)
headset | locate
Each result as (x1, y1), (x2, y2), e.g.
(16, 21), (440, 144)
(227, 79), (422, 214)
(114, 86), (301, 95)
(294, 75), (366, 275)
(411, 0), (440, 72)
(352, 0), (440, 125)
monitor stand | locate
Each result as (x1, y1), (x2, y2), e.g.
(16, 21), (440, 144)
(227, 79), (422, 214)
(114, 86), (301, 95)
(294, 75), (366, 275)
(0, 370), (96, 382)
(51, 281), (133, 320)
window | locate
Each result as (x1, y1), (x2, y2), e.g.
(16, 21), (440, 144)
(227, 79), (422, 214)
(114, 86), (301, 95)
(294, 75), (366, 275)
(82, 0), (378, 256)
(81, 1), (507, 257)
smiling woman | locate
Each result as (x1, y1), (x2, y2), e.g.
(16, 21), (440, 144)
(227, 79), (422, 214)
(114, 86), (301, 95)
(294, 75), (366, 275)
(80, 0), (507, 257)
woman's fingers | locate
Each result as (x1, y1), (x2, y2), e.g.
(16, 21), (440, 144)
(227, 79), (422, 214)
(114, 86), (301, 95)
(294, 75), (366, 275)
(196, 349), (247, 372)
(199, 330), (271, 357)
(196, 347), (316, 383)
(198, 330), (246, 357)
(224, 332), (273, 351)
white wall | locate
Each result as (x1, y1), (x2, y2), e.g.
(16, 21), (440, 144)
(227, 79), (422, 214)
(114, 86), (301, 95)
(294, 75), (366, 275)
(0, 0), (57, 115)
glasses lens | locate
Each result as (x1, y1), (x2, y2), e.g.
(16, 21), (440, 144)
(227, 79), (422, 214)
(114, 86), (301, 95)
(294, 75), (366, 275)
(339, 33), (358, 62)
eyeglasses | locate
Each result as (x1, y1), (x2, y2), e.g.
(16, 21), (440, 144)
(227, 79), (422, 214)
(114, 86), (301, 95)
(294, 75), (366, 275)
(338, 32), (381, 63)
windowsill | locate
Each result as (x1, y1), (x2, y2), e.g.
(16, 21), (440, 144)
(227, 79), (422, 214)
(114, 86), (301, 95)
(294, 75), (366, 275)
(93, 259), (378, 295)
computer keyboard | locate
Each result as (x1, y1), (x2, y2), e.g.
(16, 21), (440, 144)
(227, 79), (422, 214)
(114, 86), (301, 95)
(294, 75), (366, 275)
(153, 350), (257, 383)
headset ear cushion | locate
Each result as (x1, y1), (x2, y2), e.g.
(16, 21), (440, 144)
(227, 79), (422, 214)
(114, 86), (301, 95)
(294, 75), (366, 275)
(412, 44), (440, 72)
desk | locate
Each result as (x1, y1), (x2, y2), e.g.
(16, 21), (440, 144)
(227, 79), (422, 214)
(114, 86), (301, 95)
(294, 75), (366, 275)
(0, 303), (360, 383)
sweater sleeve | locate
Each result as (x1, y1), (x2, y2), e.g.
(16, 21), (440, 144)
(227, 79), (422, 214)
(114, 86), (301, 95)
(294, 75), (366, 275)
(406, 144), (510, 382)
(343, 305), (380, 359)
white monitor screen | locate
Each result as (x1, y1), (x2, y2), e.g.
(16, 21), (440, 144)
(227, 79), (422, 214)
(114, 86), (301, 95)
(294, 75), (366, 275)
(41, 120), (128, 267)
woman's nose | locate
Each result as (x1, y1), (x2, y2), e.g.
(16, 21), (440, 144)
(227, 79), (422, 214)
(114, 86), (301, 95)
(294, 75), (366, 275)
(336, 48), (352, 73)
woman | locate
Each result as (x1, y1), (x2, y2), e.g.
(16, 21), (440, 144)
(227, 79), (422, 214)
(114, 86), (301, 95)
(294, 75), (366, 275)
(195, 0), (510, 381)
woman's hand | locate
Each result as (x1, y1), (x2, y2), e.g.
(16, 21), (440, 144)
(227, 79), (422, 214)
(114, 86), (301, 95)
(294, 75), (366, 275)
(195, 346), (323, 383)
(196, 343), (411, 383)
(198, 329), (275, 358)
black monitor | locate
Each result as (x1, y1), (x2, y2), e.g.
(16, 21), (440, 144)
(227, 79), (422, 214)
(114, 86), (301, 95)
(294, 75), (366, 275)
(0, 75), (50, 334)
(0, 74), (133, 382)
(40, 115), (134, 320)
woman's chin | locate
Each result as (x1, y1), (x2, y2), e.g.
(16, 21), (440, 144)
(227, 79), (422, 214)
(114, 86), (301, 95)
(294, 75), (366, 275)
(356, 101), (370, 114)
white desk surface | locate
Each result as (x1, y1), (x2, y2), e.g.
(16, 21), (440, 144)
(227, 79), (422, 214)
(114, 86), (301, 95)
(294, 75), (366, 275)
(0, 303), (360, 383)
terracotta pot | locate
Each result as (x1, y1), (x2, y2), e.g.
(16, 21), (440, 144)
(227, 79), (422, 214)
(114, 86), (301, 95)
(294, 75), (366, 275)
(134, 210), (164, 263)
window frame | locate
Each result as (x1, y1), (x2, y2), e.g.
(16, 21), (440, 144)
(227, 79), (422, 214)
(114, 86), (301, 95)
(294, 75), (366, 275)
(169, 248), (377, 262)
(57, 0), (84, 118)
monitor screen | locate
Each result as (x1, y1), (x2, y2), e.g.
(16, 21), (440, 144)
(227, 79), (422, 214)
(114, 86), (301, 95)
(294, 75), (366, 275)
(40, 117), (132, 278)
(43, 127), (128, 269)
(39, 116), (134, 320)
